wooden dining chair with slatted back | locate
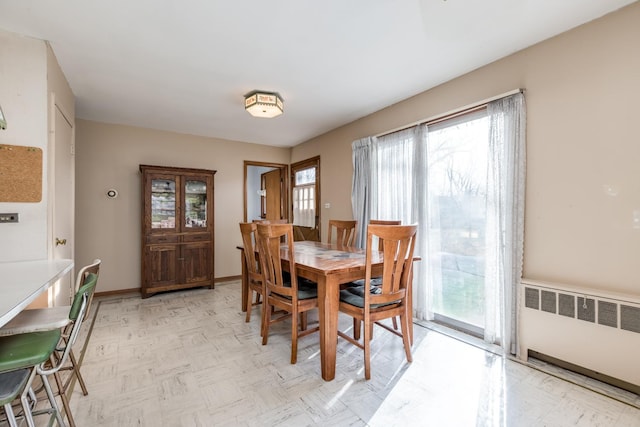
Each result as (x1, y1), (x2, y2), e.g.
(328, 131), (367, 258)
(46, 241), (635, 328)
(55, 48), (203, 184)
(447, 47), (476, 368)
(337, 223), (417, 379)
(327, 219), (357, 247)
(256, 223), (320, 364)
(351, 220), (402, 339)
(239, 222), (265, 324)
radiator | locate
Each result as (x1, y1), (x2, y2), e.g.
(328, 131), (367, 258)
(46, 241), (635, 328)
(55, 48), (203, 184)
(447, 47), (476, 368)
(519, 279), (640, 389)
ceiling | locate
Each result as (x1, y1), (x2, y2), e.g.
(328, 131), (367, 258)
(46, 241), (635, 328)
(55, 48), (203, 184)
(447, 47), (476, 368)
(0, 1), (635, 147)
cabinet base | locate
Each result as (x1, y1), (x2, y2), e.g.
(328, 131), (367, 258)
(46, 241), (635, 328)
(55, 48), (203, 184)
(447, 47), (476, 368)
(141, 282), (214, 298)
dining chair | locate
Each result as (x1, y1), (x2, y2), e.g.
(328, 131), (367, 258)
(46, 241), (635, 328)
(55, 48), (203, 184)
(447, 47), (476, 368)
(337, 223), (417, 379)
(252, 219), (288, 224)
(0, 331), (64, 427)
(0, 265), (100, 427)
(362, 220), (402, 334)
(0, 259), (101, 398)
(256, 223), (320, 364)
(0, 368), (34, 427)
(239, 223), (265, 324)
(327, 219), (357, 247)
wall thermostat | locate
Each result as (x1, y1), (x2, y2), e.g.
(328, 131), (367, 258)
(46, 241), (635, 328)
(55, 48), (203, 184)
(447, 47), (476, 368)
(106, 189), (118, 199)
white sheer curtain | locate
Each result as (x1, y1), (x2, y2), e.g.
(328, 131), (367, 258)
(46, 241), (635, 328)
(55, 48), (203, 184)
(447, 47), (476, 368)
(351, 136), (375, 249)
(483, 92), (526, 354)
(292, 185), (315, 227)
(354, 125), (431, 320)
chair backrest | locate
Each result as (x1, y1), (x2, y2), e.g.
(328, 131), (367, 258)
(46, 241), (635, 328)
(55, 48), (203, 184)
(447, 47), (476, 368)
(365, 224), (417, 307)
(327, 220), (357, 247)
(39, 272), (98, 376)
(255, 223), (299, 300)
(74, 259), (101, 322)
(252, 219), (288, 224)
(369, 220), (401, 251)
(239, 222), (263, 285)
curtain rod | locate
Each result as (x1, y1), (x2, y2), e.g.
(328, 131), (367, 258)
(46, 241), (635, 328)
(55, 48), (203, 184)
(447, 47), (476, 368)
(375, 88), (524, 138)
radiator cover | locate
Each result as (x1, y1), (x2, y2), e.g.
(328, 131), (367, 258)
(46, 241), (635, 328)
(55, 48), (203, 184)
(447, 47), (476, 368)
(520, 280), (640, 389)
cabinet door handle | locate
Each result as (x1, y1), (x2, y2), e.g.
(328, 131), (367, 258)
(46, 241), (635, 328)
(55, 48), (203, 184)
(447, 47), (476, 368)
(55, 238), (67, 246)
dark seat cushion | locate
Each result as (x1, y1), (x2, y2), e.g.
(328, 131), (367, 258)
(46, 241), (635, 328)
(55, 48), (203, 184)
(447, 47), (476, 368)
(0, 368), (31, 405)
(272, 279), (318, 300)
(339, 286), (398, 309)
(347, 277), (382, 288)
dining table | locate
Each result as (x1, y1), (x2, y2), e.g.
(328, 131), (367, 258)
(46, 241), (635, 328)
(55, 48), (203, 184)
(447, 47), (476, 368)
(0, 258), (74, 328)
(238, 240), (414, 381)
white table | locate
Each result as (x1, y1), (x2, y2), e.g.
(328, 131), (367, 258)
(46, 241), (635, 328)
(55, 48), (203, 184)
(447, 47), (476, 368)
(0, 259), (74, 328)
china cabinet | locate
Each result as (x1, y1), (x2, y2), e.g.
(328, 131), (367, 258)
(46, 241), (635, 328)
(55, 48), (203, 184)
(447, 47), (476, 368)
(140, 165), (216, 298)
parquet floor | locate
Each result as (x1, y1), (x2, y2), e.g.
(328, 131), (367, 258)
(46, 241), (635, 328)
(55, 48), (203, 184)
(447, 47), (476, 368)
(55, 281), (640, 426)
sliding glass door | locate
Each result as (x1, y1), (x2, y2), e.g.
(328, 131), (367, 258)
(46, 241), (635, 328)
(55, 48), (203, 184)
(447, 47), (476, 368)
(427, 110), (489, 335)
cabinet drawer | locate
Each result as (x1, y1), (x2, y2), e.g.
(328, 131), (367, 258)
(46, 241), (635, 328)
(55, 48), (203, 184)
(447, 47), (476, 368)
(182, 233), (211, 243)
(146, 234), (179, 244)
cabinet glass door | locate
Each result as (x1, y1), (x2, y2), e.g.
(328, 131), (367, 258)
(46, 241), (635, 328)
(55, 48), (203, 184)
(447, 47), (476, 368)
(185, 179), (207, 228)
(151, 178), (176, 229)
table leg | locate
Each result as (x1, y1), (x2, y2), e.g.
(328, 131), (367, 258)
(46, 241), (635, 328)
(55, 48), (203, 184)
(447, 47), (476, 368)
(317, 275), (339, 381)
(240, 249), (248, 312)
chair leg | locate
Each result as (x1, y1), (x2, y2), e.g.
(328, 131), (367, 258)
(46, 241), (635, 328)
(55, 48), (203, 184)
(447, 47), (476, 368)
(9, 369), (38, 427)
(399, 313), (413, 363)
(69, 350), (88, 396)
(4, 402), (21, 427)
(353, 318), (361, 340)
(290, 309), (298, 364)
(39, 373), (66, 427)
(392, 316), (398, 330)
(245, 289), (254, 323)
(363, 316), (372, 380)
(261, 299), (271, 345)
(54, 370), (75, 427)
(299, 312), (308, 332)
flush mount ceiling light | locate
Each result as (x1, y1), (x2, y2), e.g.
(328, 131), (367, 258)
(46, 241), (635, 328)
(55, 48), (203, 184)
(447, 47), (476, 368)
(244, 91), (284, 118)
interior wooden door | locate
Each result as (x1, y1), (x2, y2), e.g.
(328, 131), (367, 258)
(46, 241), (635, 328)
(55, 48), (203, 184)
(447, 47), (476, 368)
(263, 169), (281, 220)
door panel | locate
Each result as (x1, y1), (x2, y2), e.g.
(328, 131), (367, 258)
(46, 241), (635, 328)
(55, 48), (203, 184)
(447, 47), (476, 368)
(182, 242), (212, 284)
(263, 169), (281, 220)
(51, 104), (74, 306)
(146, 245), (178, 287)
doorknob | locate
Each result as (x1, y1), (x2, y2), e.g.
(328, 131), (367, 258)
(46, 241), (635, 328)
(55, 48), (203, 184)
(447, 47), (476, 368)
(55, 238), (67, 246)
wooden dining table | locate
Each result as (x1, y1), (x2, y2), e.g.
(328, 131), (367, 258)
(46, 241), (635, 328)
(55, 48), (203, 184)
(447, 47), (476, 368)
(239, 240), (413, 381)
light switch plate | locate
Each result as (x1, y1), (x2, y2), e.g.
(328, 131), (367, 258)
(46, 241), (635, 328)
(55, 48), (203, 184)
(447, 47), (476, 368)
(0, 213), (19, 223)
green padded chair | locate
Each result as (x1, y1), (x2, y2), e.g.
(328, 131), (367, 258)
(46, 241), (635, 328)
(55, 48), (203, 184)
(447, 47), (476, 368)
(0, 271), (99, 427)
(0, 260), (100, 427)
(0, 330), (64, 426)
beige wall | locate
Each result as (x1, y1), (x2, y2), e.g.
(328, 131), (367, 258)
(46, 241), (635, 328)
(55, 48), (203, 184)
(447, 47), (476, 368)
(0, 31), (75, 264)
(75, 120), (290, 292)
(293, 3), (640, 297)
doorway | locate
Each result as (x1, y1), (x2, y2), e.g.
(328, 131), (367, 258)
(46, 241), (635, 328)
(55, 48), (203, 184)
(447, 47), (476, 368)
(243, 161), (288, 222)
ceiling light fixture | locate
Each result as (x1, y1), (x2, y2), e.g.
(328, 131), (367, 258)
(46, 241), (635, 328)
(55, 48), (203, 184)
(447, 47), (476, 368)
(244, 91), (283, 118)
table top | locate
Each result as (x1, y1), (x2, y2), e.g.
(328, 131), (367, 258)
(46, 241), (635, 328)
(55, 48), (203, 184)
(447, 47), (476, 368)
(0, 259), (74, 328)
(283, 241), (383, 275)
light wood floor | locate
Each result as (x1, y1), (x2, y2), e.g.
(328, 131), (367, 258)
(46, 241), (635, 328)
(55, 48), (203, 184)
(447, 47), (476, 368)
(48, 281), (640, 426)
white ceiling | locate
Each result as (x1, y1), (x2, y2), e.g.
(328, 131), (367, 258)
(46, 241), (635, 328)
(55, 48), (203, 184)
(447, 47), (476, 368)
(0, 0), (635, 147)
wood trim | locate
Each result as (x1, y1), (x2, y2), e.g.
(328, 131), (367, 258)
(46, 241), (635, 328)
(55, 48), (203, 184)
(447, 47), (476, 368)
(215, 275), (241, 283)
(290, 156), (321, 230)
(243, 160), (289, 222)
